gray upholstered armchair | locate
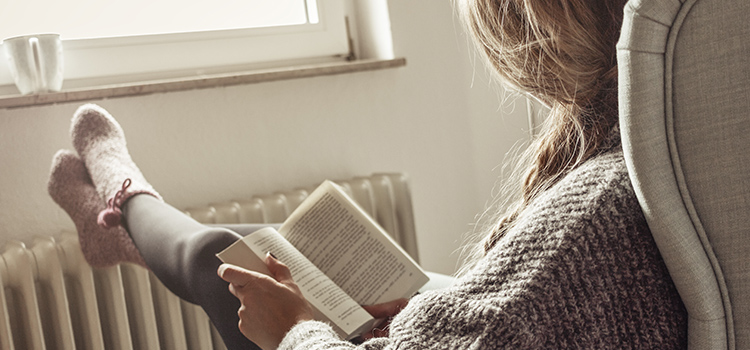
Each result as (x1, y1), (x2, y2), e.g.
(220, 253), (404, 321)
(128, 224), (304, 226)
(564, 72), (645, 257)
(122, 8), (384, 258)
(617, 0), (749, 349)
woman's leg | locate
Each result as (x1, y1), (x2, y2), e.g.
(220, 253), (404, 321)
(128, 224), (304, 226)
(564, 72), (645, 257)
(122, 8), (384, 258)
(123, 195), (260, 350)
(61, 104), (262, 349)
(49, 149), (260, 349)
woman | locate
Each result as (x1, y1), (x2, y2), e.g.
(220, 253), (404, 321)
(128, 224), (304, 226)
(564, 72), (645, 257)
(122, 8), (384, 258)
(48, 0), (688, 348)
(219, 0), (689, 348)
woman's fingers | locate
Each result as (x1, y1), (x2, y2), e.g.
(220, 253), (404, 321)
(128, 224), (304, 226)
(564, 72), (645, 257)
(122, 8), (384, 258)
(218, 264), (251, 286)
(218, 264), (275, 291)
(362, 298), (409, 319)
(264, 252), (294, 284)
(218, 253), (294, 287)
(217, 260), (315, 350)
(358, 298), (410, 340)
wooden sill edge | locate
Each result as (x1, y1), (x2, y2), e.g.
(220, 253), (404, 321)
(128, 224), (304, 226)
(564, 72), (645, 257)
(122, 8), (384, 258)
(0, 57), (406, 109)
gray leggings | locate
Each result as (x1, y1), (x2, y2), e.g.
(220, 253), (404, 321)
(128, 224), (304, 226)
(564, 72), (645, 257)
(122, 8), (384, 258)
(123, 194), (274, 350)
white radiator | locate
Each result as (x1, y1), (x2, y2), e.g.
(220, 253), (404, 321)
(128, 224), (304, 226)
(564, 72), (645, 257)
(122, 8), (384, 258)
(0, 173), (418, 350)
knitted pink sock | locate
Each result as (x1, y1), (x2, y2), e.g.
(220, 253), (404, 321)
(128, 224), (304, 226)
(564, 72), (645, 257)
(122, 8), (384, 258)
(70, 104), (162, 228)
(48, 150), (147, 268)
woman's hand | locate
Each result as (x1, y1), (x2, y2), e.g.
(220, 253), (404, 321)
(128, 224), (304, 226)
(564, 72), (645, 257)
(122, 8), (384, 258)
(359, 298), (409, 341)
(218, 253), (314, 350)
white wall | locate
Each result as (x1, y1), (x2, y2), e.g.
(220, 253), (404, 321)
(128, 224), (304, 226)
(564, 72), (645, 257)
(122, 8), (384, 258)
(0, 0), (530, 275)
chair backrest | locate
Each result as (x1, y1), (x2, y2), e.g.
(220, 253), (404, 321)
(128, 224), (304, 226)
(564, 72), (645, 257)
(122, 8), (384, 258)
(617, 0), (750, 349)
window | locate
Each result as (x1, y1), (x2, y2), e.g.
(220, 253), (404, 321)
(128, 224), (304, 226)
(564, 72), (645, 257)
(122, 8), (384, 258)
(0, 0), (350, 90)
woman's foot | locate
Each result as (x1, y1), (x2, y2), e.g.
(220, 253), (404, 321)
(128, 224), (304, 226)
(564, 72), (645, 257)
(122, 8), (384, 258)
(70, 104), (161, 227)
(48, 150), (147, 267)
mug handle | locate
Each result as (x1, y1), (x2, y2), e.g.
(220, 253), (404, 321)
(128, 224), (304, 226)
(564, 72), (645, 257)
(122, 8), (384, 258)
(29, 37), (46, 92)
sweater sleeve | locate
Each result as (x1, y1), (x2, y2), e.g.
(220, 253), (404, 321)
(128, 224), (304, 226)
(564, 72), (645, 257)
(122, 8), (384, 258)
(279, 320), (390, 350)
(278, 147), (686, 349)
(277, 287), (540, 349)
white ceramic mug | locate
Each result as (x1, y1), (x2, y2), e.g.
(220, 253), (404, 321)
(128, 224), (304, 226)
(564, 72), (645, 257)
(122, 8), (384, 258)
(2, 34), (64, 95)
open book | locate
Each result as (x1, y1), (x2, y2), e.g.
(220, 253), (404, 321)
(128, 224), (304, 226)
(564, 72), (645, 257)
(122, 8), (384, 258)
(217, 180), (429, 339)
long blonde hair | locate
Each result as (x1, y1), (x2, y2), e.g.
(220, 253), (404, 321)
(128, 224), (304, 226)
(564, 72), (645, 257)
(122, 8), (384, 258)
(457, 0), (628, 255)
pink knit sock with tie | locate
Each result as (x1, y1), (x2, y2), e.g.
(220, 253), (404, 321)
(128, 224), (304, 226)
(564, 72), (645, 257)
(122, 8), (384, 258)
(70, 104), (162, 228)
(48, 150), (147, 267)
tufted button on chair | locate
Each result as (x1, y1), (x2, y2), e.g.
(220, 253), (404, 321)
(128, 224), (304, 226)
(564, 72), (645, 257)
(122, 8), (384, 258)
(617, 0), (750, 349)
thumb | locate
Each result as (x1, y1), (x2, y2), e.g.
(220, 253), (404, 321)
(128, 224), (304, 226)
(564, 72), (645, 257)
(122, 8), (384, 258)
(265, 252), (294, 283)
(217, 263), (256, 287)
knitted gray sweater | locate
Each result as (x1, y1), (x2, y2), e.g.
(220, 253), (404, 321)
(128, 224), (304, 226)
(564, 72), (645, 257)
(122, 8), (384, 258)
(279, 142), (688, 349)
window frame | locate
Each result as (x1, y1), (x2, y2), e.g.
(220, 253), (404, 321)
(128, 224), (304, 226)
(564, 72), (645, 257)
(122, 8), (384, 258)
(0, 0), (350, 91)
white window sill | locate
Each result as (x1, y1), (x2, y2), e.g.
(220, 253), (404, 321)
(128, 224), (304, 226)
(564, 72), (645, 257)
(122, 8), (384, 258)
(0, 57), (406, 109)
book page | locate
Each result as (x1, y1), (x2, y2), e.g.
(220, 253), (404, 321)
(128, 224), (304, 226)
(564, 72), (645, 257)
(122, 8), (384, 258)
(280, 181), (429, 305)
(217, 227), (376, 339)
